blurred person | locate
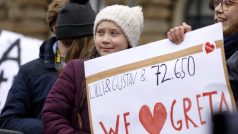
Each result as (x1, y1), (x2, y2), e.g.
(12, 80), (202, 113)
(212, 112), (238, 134)
(42, 4), (143, 134)
(167, 0), (238, 103)
(209, 0), (215, 10)
(53, 0), (96, 68)
(0, 0), (96, 134)
(0, 0), (67, 133)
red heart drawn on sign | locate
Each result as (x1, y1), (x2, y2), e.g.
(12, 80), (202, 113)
(205, 42), (215, 54)
(139, 102), (167, 134)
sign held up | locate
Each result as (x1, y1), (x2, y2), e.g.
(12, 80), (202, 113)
(0, 30), (42, 114)
(85, 23), (236, 134)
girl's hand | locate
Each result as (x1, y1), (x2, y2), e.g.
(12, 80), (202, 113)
(167, 22), (192, 44)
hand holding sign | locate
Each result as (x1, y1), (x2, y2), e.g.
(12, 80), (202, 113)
(85, 23), (235, 133)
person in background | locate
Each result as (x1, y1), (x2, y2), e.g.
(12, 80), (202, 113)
(55, 0), (96, 66)
(167, 0), (238, 103)
(209, 0), (215, 10)
(0, 0), (67, 133)
(42, 4), (143, 134)
(0, 0), (96, 134)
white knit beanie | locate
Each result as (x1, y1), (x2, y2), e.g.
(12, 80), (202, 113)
(94, 5), (144, 47)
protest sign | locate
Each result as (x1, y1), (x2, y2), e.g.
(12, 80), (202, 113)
(85, 23), (236, 134)
(0, 30), (42, 113)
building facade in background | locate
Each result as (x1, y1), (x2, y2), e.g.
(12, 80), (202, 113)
(0, 0), (213, 45)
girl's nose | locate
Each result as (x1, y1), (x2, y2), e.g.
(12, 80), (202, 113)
(102, 34), (110, 44)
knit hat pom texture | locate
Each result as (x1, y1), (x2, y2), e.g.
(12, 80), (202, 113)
(94, 5), (144, 47)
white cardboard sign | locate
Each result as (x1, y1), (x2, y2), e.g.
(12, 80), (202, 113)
(85, 23), (236, 134)
(0, 30), (42, 114)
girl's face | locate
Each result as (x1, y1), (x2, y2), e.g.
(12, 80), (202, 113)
(214, 0), (238, 35)
(95, 21), (129, 56)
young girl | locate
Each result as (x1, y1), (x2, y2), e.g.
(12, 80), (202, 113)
(42, 4), (144, 134)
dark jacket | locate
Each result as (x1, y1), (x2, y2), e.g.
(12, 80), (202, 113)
(42, 59), (89, 134)
(0, 37), (58, 134)
(225, 33), (238, 103)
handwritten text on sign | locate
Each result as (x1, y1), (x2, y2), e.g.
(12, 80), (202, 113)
(0, 30), (41, 114)
(85, 23), (235, 134)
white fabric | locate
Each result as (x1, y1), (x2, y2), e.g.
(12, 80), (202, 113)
(93, 5), (144, 47)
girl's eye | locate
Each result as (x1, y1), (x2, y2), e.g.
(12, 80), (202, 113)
(111, 31), (119, 36)
(96, 30), (104, 35)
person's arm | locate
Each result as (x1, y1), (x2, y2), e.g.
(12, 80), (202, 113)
(0, 67), (42, 134)
(167, 22), (192, 44)
(42, 60), (89, 134)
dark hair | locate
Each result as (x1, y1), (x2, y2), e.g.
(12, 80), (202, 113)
(209, 0), (215, 10)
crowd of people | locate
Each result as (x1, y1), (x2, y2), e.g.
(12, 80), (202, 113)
(0, 0), (238, 133)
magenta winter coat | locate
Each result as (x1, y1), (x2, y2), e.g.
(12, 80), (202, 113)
(42, 59), (90, 134)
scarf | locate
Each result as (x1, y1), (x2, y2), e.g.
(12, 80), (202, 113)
(224, 33), (238, 60)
